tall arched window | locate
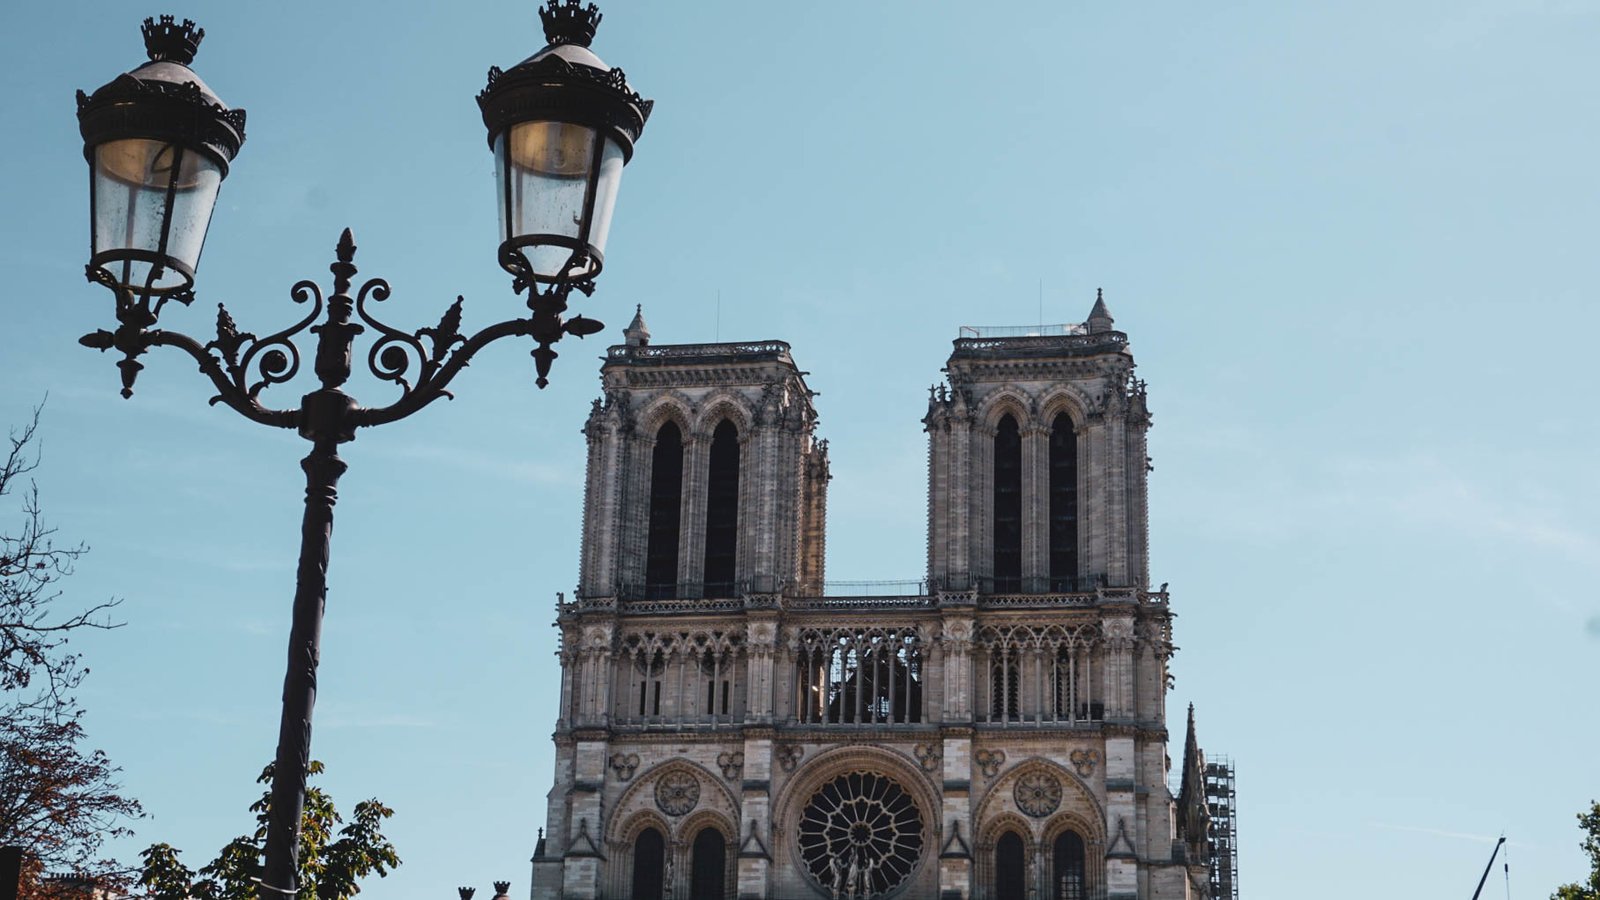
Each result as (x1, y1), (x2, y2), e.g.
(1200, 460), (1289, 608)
(995, 831), (1026, 900)
(993, 413), (1022, 592)
(689, 826), (726, 899)
(1053, 830), (1087, 900)
(990, 658), (1020, 722)
(1049, 412), (1078, 591)
(703, 420), (740, 596)
(645, 421), (683, 598)
(632, 826), (666, 900)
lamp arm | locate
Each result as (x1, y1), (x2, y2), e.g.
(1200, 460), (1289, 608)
(144, 328), (298, 429)
(352, 314), (538, 428)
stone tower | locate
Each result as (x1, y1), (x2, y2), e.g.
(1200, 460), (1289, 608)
(532, 297), (1219, 900)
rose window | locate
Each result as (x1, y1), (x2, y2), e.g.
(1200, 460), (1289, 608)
(797, 771), (924, 898)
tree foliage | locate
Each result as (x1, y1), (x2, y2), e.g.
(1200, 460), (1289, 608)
(1553, 800), (1600, 900)
(139, 761), (400, 900)
(0, 406), (140, 897)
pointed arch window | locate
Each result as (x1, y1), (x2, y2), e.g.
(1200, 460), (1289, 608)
(990, 657), (1020, 722)
(645, 421), (684, 598)
(995, 831), (1026, 900)
(690, 826), (727, 899)
(703, 419), (740, 597)
(993, 413), (1022, 592)
(632, 826), (666, 900)
(1053, 830), (1087, 900)
(1049, 412), (1079, 591)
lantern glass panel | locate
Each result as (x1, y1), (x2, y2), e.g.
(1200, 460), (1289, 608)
(585, 137), (626, 264)
(91, 138), (222, 293)
(496, 120), (603, 281)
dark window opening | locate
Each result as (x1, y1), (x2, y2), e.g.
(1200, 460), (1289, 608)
(996, 831), (1026, 900)
(993, 414), (1022, 592)
(645, 421), (684, 597)
(1049, 412), (1079, 592)
(991, 661), (1020, 720)
(797, 635), (924, 725)
(704, 420), (740, 596)
(690, 827), (726, 899)
(1053, 830), (1087, 900)
(632, 827), (665, 900)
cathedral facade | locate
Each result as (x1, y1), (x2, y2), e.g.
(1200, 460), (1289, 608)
(530, 297), (1219, 900)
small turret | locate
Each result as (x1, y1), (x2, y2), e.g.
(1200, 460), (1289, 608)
(1087, 288), (1114, 334)
(623, 304), (650, 346)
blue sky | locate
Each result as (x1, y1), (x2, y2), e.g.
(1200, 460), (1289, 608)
(4, 1), (1598, 897)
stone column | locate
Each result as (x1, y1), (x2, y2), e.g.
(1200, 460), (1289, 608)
(939, 727), (974, 899)
(1021, 421), (1046, 590)
(680, 430), (709, 597)
(1105, 406), (1129, 586)
(734, 727), (774, 899)
(745, 616), (778, 724)
(561, 735), (609, 899)
(939, 616), (973, 722)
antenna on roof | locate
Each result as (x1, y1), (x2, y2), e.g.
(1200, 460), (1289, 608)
(1038, 278), (1043, 328)
(716, 289), (721, 342)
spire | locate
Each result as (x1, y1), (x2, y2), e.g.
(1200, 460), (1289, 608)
(623, 303), (650, 346)
(1175, 703), (1211, 860)
(1087, 287), (1114, 334)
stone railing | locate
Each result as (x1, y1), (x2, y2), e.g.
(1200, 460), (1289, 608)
(979, 592), (1098, 608)
(606, 340), (792, 363)
(950, 331), (1127, 358)
(785, 594), (937, 610)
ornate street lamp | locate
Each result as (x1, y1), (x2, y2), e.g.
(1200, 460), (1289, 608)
(73, 4), (649, 896)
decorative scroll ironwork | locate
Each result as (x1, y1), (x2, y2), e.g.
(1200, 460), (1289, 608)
(797, 771), (924, 899)
(80, 227), (608, 415)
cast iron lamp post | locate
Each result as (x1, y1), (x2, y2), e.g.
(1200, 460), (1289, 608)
(73, 3), (650, 896)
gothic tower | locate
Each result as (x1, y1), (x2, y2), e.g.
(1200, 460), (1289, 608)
(532, 297), (1218, 900)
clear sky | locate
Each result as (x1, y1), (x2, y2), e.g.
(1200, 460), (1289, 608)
(4, 1), (1598, 897)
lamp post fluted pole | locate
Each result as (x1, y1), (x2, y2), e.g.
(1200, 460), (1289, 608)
(74, 3), (651, 894)
(260, 238), (360, 895)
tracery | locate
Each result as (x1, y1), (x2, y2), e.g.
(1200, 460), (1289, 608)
(614, 629), (745, 725)
(976, 623), (1102, 724)
(793, 626), (925, 725)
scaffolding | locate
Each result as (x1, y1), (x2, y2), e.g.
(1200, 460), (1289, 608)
(1204, 756), (1239, 900)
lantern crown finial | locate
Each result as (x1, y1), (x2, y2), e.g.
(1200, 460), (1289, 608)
(539, 0), (601, 48)
(141, 15), (204, 65)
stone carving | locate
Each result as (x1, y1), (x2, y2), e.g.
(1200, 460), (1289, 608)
(974, 748), (1006, 779)
(942, 619), (973, 645)
(1013, 770), (1063, 818)
(776, 744), (804, 773)
(1070, 748), (1100, 777)
(717, 751), (744, 779)
(582, 623), (614, 650)
(913, 743), (941, 773)
(609, 752), (640, 781)
(797, 771), (924, 899)
(747, 621), (776, 647)
(654, 770), (700, 817)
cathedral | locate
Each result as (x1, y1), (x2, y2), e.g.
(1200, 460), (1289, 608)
(529, 295), (1231, 900)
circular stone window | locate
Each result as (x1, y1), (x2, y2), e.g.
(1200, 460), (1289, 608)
(796, 771), (924, 898)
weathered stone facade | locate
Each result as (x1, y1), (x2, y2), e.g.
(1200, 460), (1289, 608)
(531, 300), (1217, 900)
